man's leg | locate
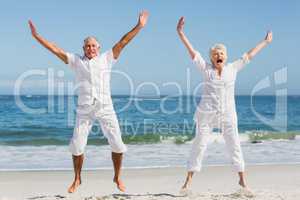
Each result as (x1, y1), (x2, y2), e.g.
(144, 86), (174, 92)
(182, 171), (194, 190)
(68, 107), (93, 193)
(97, 110), (127, 192)
(222, 121), (247, 188)
(68, 154), (84, 193)
(112, 152), (125, 191)
(182, 122), (212, 190)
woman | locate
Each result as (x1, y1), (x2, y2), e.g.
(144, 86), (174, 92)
(176, 16), (273, 191)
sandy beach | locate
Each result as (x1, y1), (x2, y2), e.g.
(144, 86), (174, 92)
(0, 164), (299, 200)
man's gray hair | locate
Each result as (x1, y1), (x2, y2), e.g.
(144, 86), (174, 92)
(83, 36), (100, 48)
(209, 43), (227, 57)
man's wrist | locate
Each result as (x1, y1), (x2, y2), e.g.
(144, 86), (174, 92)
(263, 40), (269, 45)
(136, 23), (143, 30)
(177, 30), (184, 35)
(33, 33), (39, 39)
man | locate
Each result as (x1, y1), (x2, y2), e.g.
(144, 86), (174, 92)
(176, 16), (272, 191)
(28, 10), (149, 193)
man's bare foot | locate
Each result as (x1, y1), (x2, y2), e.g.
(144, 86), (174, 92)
(68, 179), (81, 193)
(113, 178), (126, 192)
(180, 180), (192, 196)
(181, 183), (188, 190)
(181, 176), (192, 190)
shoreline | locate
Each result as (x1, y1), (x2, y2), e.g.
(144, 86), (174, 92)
(1, 162), (300, 172)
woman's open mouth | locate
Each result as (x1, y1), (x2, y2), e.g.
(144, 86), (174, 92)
(217, 59), (223, 64)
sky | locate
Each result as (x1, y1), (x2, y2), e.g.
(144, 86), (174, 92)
(0, 0), (299, 95)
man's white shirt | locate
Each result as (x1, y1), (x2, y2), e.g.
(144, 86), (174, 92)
(66, 49), (116, 105)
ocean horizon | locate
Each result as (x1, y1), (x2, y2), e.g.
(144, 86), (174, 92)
(0, 95), (299, 170)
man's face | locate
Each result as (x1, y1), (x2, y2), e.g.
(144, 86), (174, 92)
(83, 38), (100, 59)
(210, 49), (227, 69)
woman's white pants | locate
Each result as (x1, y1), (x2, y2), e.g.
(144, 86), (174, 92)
(187, 116), (245, 172)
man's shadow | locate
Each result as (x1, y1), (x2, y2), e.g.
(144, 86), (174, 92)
(111, 193), (186, 199)
(27, 193), (186, 200)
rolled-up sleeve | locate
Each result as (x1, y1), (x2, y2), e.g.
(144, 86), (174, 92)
(192, 51), (207, 72)
(103, 49), (117, 68)
(66, 52), (76, 70)
(231, 53), (250, 72)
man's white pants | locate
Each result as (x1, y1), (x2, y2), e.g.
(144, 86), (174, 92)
(69, 99), (127, 156)
(187, 115), (245, 172)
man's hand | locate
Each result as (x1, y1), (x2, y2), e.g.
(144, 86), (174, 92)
(28, 20), (38, 38)
(112, 10), (149, 59)
(28, 19), (68, 64)
(177, 17), (185, 33)
(137, 10), (149, 28)
(265, 31), (273, 44)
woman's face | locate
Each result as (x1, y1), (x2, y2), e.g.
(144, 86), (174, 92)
(210, 49), (227, 69)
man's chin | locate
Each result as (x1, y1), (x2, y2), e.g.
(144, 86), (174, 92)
(86, 54), (97, 59)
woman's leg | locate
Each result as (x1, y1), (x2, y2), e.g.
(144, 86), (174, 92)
(182, 123), (212, 189)
(222, 121), (247, 188)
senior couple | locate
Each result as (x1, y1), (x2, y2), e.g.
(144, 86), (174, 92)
(28, 11), (272, 193)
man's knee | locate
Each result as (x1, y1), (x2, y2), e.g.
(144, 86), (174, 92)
(69, 139), (86, 156)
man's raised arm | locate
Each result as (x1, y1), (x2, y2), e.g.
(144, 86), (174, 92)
(177, 17), (197, 60)
(245, 31), (273, 60)
(28, 20), (68, 64)
(112, 11), (149, 60)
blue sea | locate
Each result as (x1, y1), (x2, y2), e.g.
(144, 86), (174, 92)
(0, 95), (300, 170)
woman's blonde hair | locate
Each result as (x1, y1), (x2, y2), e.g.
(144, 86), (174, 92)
(209, 43), (227, 58)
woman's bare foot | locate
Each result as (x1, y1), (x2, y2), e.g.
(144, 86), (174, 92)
(68, 179), (81, 193)
(239, 179), (247, 188)
(238, 171), (248, 188)
(113, 178), (126, 192)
